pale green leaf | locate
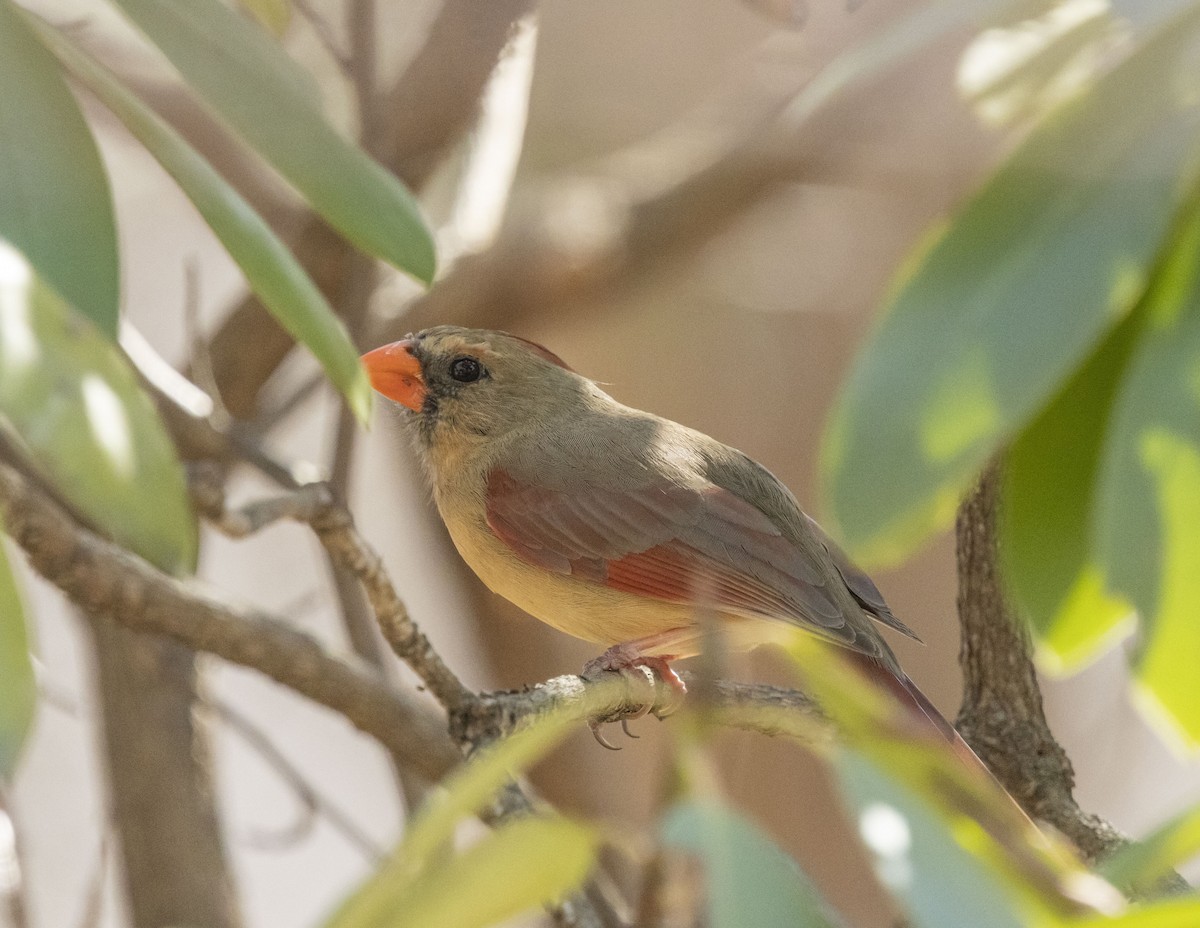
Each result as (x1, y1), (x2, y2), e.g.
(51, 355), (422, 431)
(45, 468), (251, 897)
(1001, 308), (1141, 671)
(662, 800), (842, 928)
(782, 633), (1112, 920)
(326, 709), (577, 928)
(0, 0), (118, 337)
(0, 534), (35, 781)
(0, 241), (197, 574)
(838, 754), (1026, 928)
(402, 711), (577, 873)
(1101, 800), (1200, 892)
(237, 0), (290, 35)
(109, 0), (435, 283)
(41, 25), (371, 423)
(1093, 185), (1200, 749)
(1071, 897), (1200, 928)
(357, 818), (597, 928)
(822, 5), (1200, 565)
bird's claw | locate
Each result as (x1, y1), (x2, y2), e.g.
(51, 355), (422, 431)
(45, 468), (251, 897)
(589, 718), (622, 751)
(583, 645), (688, 748)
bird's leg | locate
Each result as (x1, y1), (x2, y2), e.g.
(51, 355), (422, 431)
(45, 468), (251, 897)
(582, 632), (691, 748)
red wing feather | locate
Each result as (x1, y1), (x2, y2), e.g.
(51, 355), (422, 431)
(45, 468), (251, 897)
(485, 469), (856, 641)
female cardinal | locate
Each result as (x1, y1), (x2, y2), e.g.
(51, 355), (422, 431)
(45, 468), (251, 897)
(362, 326), (946, 745)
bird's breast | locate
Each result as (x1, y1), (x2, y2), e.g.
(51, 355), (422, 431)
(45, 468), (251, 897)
(434, 485), (699, 647)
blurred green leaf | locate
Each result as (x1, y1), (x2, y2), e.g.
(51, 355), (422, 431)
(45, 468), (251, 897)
(42, 25), (371, 423)
(1001, 308), (1142, 671)
(0, 241), (197, 574)
(662, 800), (843, 928)
(237, 0), (291, 35)
(782, 633), (1113, 921)
(333, 817), (597, 928)
(0, 533), (35, 781)
(1071, 897), (1200, 928)
(109, 0), (435, 283)
(837, 754), (1025, 928)
(1101, 800), (1200, 893)
(0, 0), (118, 338)
(326, 709), (577, 928)
(401, 711), (577, 874)
(1092, 184), (1200, 749)
(822, 5), (1200, 565)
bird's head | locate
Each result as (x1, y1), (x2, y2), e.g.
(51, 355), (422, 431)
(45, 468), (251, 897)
(361, 325), (589, 454)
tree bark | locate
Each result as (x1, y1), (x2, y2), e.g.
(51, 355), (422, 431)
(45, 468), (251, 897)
(954, 464), (1126, 861)
(90, 623), (241, 928)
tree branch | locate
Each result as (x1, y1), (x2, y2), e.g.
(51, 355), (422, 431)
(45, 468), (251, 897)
(0, 459), (459, 783)
(189, 471), (473, 711)
(451, 671), (825, 747)
(954, 464), (1133, 864)
(89, 622), (242, 928)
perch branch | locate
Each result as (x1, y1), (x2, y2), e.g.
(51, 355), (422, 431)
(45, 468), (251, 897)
(452, 671), (824, 747)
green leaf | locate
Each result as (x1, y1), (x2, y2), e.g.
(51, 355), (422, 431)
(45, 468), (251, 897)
(837, 754), (1026, 928)
(337, 817), (598, 928)
(402, 711), (578, 874)
(237, 0), (291, 35)
(0, 0), (118, 338)
(0, 533), (35, 781)
(1101, 800), (1200, 893)
(821, 6), (1200, 565)
(0, 240), (197, 574)
(1092, 184), (1200, 749)
(41, 25), (371, 423)
(326, 708), (577, 928)
(1071, 897), (1200, 928)
(662, 800), (843, 928)
(782, 633), (1113, 921)
(108, 0), (435, 283)
(1001, 308), (1142, 671)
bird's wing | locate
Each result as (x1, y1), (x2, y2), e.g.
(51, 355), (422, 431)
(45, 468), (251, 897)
(485, 467), (883, 654)
(801, 513), (921, 641)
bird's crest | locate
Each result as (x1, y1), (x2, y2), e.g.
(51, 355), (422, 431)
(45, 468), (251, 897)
(506, 334), (573, 371)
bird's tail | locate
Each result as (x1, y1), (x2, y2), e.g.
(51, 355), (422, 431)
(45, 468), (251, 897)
(845, 652), (1026, 815)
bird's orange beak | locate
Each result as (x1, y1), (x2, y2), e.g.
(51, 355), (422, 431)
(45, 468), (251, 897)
(360, 339), (426, 411)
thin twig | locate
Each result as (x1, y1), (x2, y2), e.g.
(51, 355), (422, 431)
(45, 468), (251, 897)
(182, 258), (229, 424)
(209, 697), (385, 861)
(189, 471), (473, 711)
(292, 0), (352, 72)
(75, 829), (110, 928)
(254, 372), (327, 433)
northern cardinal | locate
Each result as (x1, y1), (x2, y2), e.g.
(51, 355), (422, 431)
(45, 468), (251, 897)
(362, 326), (951, 747)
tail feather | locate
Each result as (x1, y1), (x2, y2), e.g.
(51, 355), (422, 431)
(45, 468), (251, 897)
(846, 653), (1027, 816)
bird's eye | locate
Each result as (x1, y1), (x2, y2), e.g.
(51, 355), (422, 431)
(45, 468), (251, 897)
(449, 356), (484, 383)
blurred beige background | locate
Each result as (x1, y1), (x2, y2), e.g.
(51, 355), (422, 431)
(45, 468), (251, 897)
(8, 1), (1199, 927)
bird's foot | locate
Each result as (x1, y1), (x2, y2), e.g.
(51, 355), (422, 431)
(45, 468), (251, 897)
(583, 644), (687, 749)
